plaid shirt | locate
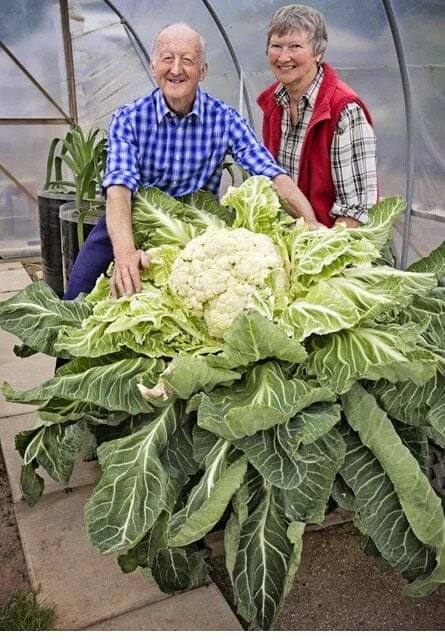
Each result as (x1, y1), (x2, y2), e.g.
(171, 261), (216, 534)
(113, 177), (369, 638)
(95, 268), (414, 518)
(103, 87), (285, 198)
(275, 67), (377, 223)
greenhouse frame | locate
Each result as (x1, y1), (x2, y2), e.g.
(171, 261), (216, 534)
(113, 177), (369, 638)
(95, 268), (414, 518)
(0, 0), (443, 266)
(0, 1), (445, 632)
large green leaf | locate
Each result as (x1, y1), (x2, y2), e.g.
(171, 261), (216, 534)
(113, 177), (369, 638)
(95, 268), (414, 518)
(20, 462), (44, 506)
(168, 442), (247, 546)
(221, 309), (307, 366)
(132, 187), (200, 249)
(56, 282), (219, 359)
(85, 404), (180, 553)
(408, 239), (445, 280)
(367, 376), (437, 427)
(0, 281), (90, 356)
(284, 265), (436, 342)
(225, 475), (304, 630)
(221, 175), (283, 235)
(306, 322), (437, 394)
(283, 280), (361, 340)
(342, 384), (445, 547)
(428, 393), (445, 448)
(3, 358), (160, 414)
(150, 354), (242, 400)
(151, 548), (209, 592)
(23, 420), (87, 485)
(234, 427), (308, 489)
(349, 195), (407, 250)
(341, 384), (445, 594)
(160, 408), (198, 476)
(339, 423), (435, 580)
(179, 189), (233, 226)
(282, 428), (346, 524)
(287, 224), (379, 289)
(277, 402), (341, 448)
(191, 362), (336, 440)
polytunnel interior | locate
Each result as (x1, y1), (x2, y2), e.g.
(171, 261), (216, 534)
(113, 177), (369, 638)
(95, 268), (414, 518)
(0, 0), (444, 267)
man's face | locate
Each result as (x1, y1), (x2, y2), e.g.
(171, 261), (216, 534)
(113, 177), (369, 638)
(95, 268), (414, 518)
(267, 29), (319, 91)
(151, 25), (208, 114)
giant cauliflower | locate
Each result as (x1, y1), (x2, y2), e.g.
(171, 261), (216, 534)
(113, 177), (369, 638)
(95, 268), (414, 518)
(168, 226), (286, 338)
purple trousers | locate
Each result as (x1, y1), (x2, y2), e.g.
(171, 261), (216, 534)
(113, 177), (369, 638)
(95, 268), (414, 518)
(63, 215), (114, 300)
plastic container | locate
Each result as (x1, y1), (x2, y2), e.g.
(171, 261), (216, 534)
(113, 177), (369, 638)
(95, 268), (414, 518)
(59, 202), (102, 291)
(38, 191), (75, 296)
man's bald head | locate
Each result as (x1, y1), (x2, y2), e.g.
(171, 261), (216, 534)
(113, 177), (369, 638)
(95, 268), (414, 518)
(152, 22), (207, 65)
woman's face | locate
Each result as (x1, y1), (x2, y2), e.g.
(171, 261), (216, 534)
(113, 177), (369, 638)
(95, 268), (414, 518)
(267, 29), (319, 92)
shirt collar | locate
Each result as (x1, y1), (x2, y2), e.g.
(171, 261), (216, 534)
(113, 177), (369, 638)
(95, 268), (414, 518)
(274, 65), (324, 108)
(154, 87), (204, 123)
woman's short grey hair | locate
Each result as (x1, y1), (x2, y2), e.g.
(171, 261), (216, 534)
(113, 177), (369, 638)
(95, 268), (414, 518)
(267, 4), (328, 57)
(151, 22), (207, 64)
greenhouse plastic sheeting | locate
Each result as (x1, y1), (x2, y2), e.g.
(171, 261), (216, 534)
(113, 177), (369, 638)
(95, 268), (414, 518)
(0, 0), (443, 264)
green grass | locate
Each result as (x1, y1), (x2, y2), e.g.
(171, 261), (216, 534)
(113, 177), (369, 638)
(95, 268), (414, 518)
(0, 590), (55, 631)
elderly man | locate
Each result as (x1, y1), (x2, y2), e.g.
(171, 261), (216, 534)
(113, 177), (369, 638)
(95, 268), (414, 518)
(64, 22), (319, 301)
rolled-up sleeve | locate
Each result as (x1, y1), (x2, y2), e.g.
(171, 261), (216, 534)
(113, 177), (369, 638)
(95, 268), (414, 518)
(330, 103), (377, 224)
(227, 108), (287, 179)
(102, 106), (141, 195)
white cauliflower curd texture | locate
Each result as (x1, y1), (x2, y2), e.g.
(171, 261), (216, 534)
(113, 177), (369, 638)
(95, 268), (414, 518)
(168, 227), (285, 338)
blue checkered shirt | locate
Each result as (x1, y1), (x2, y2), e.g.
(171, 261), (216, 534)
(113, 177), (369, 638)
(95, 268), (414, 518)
(102, 87), (285, 198)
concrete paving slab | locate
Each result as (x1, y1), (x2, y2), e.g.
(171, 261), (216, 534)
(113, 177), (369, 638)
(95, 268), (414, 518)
(83, 583), (243, 631)
(0, 326), (21, 359)
(0, 413), (101, 503)
(0, 261), (24, 272)
(0, 352), (55, 418)
(0, 265), (31, 292)
(15, 484), (167, 630)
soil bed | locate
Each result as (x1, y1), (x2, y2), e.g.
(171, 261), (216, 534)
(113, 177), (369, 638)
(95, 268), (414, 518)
(0, 446), (30, 606)
(209, 521), (445, 631)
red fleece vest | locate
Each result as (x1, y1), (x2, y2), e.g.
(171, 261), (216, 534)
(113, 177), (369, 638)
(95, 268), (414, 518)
(257, 63), (373, 227)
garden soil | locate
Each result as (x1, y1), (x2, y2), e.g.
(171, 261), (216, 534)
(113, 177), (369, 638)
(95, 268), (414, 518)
(1, 261), (444, 631)
(209, 521), (445, 631)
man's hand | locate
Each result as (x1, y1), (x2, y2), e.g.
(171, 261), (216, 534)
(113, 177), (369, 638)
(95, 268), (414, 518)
(110, 249), (151, 298)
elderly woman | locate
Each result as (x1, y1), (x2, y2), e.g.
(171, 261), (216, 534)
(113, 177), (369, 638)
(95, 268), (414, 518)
(258, 4), (378, 228)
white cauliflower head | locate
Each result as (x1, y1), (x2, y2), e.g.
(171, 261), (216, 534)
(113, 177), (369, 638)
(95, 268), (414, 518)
(168, 226), (286, 338)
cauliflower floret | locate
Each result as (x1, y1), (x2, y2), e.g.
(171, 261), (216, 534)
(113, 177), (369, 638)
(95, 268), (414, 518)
(169, 227), (285, 338)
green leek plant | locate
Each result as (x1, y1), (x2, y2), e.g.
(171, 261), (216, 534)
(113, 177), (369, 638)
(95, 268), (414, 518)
(44, 125), (107, 247)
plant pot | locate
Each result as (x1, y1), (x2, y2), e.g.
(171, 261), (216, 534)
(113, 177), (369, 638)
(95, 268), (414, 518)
(38, 190), (76, 296)
(59, 202), (103, 291)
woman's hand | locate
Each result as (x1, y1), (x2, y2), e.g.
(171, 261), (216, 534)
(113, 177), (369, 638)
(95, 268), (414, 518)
(334, 216), (361, 229)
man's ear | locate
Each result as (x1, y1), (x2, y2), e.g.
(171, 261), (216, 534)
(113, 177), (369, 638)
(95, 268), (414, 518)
(200, 62), (208, 81)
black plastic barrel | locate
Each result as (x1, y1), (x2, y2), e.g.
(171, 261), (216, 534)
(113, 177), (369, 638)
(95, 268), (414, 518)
(59, 202), (101, 291)
(38, 191), (75, 296)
